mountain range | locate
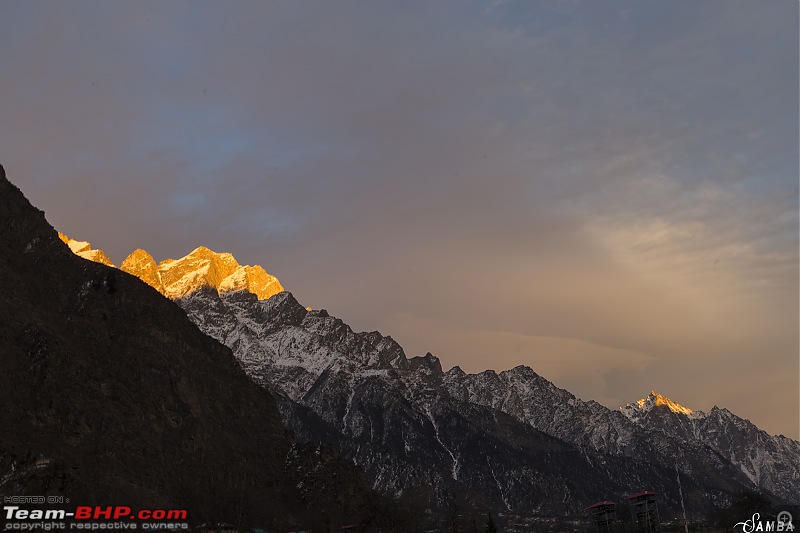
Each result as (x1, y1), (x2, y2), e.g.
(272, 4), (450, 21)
(50, 235), (798, 520)
(3, 159), (796, 530)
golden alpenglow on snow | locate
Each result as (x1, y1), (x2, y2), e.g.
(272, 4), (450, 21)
(647, 391), (695, 417)
(139, 245), (284, 300)
(120, 249), (162, 291)
(58, 233), (116, 268)
(61, 236), (283, 301)
(620, 391), (703, 420)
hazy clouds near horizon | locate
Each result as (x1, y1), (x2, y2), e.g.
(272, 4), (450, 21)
(1, 1), (797, 437)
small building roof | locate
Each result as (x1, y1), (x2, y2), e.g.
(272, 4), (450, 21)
(628, 491), (658, 499)
(589, 501), (617, 508)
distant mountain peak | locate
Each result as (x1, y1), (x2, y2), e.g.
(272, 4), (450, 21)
(621, 390), (703, 419)
(57, 232), (115, 267)
(125, 245), (284, 300)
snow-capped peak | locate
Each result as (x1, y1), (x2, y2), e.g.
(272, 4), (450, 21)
(620, 391), (704, 420)
(58, 233), (115, 267)
(59, 235), (283, 301)
(123, 245), (284, 300)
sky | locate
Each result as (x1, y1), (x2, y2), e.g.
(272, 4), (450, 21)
(1, 0), (797, 438)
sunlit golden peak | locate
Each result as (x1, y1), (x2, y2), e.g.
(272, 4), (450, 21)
(620, 391), (704, 421)
(58, 233), (284, 302)
(634, 391), (694, 416)
(57, 233), (115, 268)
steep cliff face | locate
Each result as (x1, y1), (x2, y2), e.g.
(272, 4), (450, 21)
(0, 166), (377, 530)
(62, 212), (800, 516)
